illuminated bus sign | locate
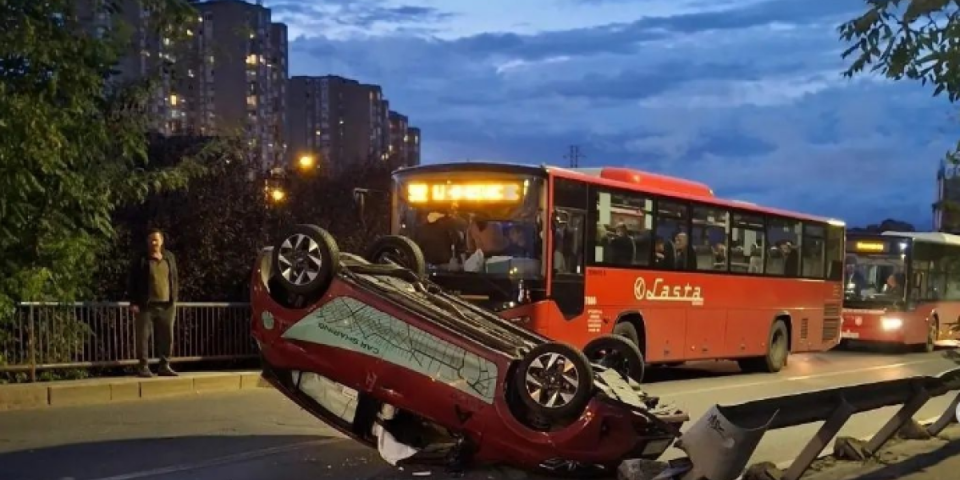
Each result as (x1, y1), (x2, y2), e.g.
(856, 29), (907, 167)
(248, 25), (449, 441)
(852, 240), (888, 253)
(407, 182), (522, 203)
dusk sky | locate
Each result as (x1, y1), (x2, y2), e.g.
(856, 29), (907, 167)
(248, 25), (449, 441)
(269, 0), (956, 229)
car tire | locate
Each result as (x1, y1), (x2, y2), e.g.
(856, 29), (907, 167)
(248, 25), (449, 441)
(271, 224), (340, 296)
(513, 342), (594, 422)
(364, 235), (427, 278)
(583, 334), (645, 383)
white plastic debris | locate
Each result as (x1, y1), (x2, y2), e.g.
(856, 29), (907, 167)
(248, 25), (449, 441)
(372, 423), (420, 466)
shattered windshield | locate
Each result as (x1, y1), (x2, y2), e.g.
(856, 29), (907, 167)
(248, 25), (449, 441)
(393, 172), (546, 280)
(843, 240), (908, 308)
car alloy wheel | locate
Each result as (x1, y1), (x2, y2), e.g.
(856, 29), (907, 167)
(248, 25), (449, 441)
(277, 233), (323, 286)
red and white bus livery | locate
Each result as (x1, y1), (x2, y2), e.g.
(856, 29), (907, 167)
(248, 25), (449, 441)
(840, 231), (960, 351)
(390, 162), (847, 381)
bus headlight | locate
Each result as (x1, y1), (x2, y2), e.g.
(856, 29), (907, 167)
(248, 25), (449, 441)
(881, 317), (903, 331)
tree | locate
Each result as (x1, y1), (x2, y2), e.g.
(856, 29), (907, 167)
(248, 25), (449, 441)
(839, 0), (960, 161)
(283, 159), (394, 254)
(93, 133), (268, 302)
(0, 0), (206, 359)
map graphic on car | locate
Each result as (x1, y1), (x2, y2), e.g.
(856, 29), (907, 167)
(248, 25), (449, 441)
(281, 295), (499, 404)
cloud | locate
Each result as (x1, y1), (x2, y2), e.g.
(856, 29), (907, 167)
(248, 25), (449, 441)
(277, 0), (955, 228)
(270, 0), (454, 38)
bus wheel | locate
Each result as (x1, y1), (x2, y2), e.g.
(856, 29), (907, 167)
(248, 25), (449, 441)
(738, 320), (789, 373)
(514, 342), (594, 423)
(923, 320), (938, 353)
(364, 235), (427, 279)
(583, 334), (645, 383)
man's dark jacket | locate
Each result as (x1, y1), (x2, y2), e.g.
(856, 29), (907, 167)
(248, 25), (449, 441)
(128, 250), (180, 309)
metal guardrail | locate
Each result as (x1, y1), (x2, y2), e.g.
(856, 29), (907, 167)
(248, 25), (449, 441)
(0, 302), (256, 381)
(652, 365), (960, 480)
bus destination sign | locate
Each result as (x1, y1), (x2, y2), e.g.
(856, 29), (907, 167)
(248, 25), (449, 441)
(407, 182), (522, 203)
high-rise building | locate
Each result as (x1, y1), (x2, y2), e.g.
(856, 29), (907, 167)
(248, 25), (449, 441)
(189, 0), (289, 168)
(76, 0), (178, 134)
(286, 75), (392, 175)
(406, 127), (421, 167)
(80, 0), (289, 169)
(934, 159), (960, 233)
(388, 111), (408, 169)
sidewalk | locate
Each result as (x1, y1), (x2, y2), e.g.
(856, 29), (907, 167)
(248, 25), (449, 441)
(0, 370), (269, 411)
(804, 423), (960, 480)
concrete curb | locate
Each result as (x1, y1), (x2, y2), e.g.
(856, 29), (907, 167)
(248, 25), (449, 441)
(0, 371), (270, 411)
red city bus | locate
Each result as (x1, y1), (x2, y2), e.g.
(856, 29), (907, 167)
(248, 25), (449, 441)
(840, 231), (960, 351)
(389, 162), (846, 381)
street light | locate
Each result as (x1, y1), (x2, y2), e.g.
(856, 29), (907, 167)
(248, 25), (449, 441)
(297, 154), (315, 170)
(269, 186), (286, 203)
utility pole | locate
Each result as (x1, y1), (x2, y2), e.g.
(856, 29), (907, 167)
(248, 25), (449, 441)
(564, 145), (584, 168)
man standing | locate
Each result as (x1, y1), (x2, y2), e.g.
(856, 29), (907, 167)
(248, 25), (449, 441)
(128, 228), (180, 378)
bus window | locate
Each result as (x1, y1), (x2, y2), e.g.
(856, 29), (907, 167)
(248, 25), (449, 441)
(801, 223), (826, 279)
(394, 174), (546, 278)
(691, 206), (729, 272)
(552, 178), (588, 319)
(553, 207), (585, 275)
(826, 225), (844, 280)
(592, 189), (653, 267)
(765, 218), (801, 277)
(913, 242), (948, 301)
(731, 212), (765, 273)
(654, 201), (690, 270)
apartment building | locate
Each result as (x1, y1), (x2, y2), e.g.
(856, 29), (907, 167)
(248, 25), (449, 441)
(80, 1), (422, 172)
(81, 0), (289, 169)
(185, 0), (288, 168)
(287, 75), (418, 175)
(406, 127), (421, 167)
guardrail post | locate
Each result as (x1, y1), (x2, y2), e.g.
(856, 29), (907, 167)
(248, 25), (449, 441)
(863, 384), (931, 456)
(781, 396), (855, 480)
(28, 305), (36, 383)
(926, 390), (960, 436)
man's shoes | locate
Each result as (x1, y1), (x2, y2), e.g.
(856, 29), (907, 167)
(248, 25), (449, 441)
(158, 364), (179, 377)
(136, 365), (154, 378)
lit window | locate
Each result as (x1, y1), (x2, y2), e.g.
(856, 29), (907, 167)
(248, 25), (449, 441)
(246, 54), (256, 65)
(169, 94), (178, 106)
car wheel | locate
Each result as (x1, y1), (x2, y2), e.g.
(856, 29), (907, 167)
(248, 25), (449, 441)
(364, 235), (427, 278)
(271, 224), (340, 296)
(583, 334), (645, 383)
(514, 342), (594, 422)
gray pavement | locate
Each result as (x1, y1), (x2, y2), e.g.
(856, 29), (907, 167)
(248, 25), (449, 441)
(1, 347), (958, 480)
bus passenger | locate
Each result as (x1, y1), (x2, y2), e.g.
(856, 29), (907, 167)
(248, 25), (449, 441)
(415, 212), (460, 266)
(674, 232), (691, 270)
(610, 223), (635, 265)
(503, 225), (529, 257)
(467, 213), (507, 255)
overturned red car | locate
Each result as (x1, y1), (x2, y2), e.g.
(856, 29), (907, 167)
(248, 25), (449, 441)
(250, 224), (688, 476)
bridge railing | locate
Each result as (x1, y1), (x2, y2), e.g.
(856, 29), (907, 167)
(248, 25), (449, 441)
(0, 302), (256, 381)
(654, 365), (960, 480)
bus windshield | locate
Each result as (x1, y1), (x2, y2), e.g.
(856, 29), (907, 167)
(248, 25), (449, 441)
(844, 238), (908, 308)
(393, 171), (546, 280)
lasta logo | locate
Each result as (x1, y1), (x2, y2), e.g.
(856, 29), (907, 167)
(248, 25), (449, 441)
(633, 277), (704, 306)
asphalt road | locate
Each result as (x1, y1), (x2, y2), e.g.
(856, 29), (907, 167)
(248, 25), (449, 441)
(2, 347), (959, 480)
